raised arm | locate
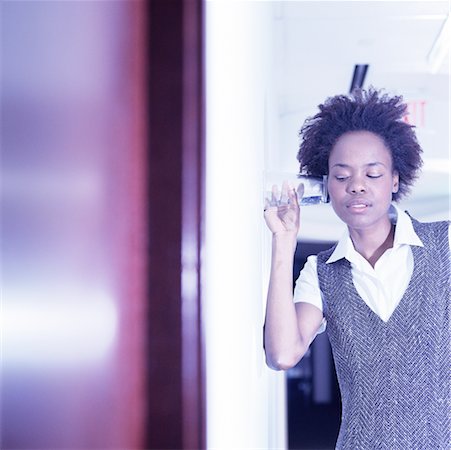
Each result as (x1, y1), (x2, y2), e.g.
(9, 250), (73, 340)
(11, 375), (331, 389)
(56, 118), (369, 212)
(263, 182), (323, 370)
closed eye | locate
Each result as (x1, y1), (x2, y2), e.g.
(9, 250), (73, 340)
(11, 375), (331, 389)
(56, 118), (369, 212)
(335, 176), (349, 181)
(367, 174), (382, 179)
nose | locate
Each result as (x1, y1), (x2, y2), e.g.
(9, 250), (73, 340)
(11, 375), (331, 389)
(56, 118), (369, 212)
(346, 177), (366, 194)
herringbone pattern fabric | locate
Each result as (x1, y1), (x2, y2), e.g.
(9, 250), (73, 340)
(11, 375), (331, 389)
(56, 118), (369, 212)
(317, 218), (450, 450)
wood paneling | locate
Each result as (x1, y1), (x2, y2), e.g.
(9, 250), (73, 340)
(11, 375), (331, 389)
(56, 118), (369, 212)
(147, 1), (205, 448)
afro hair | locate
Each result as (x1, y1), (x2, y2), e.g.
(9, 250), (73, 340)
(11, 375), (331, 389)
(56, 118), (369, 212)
(297, 88), (423, 201)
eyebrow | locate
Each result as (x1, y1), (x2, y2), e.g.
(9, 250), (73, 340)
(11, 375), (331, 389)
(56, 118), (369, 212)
(330, 162), (388, 169)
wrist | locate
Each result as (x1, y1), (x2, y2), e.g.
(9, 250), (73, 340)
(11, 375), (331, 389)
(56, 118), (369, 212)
(272, 230), (298, 251)
(273, 229), (298, 240)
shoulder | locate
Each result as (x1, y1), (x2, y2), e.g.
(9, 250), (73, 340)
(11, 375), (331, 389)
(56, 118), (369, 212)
(406, 214), (450, 269)
(408, 213), (449, 243)
(295, 254), (319, 284)
(316, 243), (338, 265)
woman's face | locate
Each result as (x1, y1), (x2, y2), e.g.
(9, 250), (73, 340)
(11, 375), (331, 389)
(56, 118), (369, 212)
(327, 130), (399, 233)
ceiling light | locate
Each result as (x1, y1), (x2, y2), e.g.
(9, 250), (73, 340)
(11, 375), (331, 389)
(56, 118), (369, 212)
(428, 14), (451, 74)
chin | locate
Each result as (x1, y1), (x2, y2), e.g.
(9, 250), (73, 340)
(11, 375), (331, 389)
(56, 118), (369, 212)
(339, 210), (390, 231)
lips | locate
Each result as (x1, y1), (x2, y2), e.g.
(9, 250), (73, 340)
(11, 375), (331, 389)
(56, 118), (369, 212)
(346, 199), (371, 210)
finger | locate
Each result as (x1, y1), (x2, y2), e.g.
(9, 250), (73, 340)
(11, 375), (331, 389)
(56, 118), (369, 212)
(287, 184), (299, 207)
(270, 184), (279, 207)
(280, 181), (289, 205)
(297, 183), (305, 201)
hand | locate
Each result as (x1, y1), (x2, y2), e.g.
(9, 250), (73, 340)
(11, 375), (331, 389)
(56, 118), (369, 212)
(264, 181), (304, 235)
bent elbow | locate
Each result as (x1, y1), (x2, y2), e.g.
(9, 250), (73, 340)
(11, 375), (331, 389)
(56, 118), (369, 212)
(267, 360), (295, 371)
(265, 349), (305, 371)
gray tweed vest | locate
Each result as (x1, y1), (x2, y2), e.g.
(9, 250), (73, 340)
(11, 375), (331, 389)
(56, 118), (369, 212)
(317, 217), (450, 449)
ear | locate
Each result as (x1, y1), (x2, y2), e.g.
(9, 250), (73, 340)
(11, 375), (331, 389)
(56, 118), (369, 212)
(392, 171), (399, 193)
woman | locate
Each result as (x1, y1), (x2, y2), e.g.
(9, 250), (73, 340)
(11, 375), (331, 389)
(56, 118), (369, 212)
(264, 89), (450, 449)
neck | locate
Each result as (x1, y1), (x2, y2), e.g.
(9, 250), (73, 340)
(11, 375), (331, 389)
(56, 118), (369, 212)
(349, 220), (395, 267)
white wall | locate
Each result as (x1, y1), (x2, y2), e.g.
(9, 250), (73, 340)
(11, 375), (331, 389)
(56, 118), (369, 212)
(205, 1), (286, 448)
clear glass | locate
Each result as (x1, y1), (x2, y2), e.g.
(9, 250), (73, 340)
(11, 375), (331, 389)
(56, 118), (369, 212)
(264, 172), (329, 206)
(297, 175), (329, 205)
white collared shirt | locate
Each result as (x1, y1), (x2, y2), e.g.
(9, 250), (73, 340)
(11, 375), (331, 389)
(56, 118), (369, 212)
(293, 205), (450, 332)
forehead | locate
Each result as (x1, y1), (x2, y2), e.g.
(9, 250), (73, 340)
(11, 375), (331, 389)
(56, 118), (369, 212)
(329, 131), (392, 166)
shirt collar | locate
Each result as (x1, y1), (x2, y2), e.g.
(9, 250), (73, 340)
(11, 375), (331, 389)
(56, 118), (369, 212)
(391, 204), (424, 248)
(326, 204), (424, 264)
